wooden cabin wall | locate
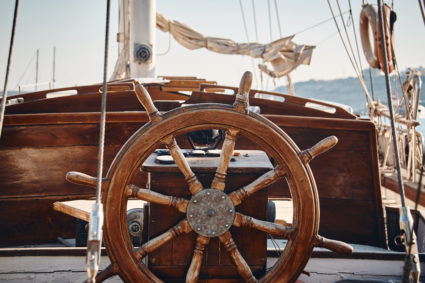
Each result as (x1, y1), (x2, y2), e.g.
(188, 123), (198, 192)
(269, 116), (386, 248)
(0, 119), (145, 246)
(1, 85), (385, 248)
(0, 111), (385, 249)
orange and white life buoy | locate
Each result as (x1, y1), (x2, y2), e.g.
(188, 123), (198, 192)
(360, 4), (379, 69)
(360, 4), (395, 73)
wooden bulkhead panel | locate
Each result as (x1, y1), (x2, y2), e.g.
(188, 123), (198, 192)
(0, 80), (385, 249)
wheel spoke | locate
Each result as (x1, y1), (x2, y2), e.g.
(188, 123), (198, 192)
(162, 135), (203, 194)
(134, 220), (192, 260)
(186, 235), (210, 283)
(219, 231), (257, 283)
(229, 165), (287, 206)
(211, 128), (239, 191)
(128, 184), (188, 213)
(233, 212), (294, 238)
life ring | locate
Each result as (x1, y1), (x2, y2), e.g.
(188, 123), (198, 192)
(375, 4), (395, 73)
(360, 4), (395, 73)
(360, 4), (379, 69)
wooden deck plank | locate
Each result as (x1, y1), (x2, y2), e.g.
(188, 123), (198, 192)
(53, 200), (145, 222)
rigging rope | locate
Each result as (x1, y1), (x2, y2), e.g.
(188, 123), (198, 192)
(250, 0), (263, 89)
(14, 50), (36, 89)
(238, 0), (259, 89)
(0, 0), (19, 139)
(96, 0), (111, 204)
(336, 0), (362, 76)
(86, 1), (111, 282)
(157, 32), (171, 56)
(251, 0), (259, 41)
(267, 0), (273, 41)
(274, 0), (283, 37)
(419, 0), (425, 27)
(368, 68), (376, 101)
(315, 30), (339, 46)
(293, 10), (350, 36)
(348, 0), (365, 80)
(377, 0), (406, 206)
(327, 0), (373, 105)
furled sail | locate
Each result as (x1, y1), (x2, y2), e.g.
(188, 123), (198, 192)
(111, 12), (315, 80)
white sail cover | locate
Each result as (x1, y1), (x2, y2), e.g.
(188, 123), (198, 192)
(111, 12), (315, 80)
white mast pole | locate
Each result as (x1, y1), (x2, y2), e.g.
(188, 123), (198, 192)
(129, 0), (156, 78)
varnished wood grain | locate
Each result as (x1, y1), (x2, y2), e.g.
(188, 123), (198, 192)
(233, 212), (294, 238)
(211, 128), (239, 191)
(313, 235), (353, 254)
(161, 135), (203, 194)
(299, 136), (338, 164)
(219, 231), (257, 283)
(134, 220), (192, 260)
(229, 165), (287, 206)
(134, 83), (162, 123)
(128, 184), (188, 213)
(186, 235), (210, 283)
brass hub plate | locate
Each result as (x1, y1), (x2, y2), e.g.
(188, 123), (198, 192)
(187, 189), (235, 237)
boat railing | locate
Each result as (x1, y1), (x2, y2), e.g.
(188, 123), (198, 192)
(199, 83), (356, 119)
(7, 81), (136, 103)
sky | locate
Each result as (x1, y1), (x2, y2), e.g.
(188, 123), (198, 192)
(0, 0), (424, 92)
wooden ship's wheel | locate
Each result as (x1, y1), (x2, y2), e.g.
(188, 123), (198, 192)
(69, 71), (352, 282)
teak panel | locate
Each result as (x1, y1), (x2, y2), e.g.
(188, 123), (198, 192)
(270, 116), (385, 248)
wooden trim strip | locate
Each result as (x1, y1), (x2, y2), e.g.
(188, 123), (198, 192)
(3, 112), (373, 130)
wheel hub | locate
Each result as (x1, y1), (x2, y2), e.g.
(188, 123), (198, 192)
(187, 189), (235, 237)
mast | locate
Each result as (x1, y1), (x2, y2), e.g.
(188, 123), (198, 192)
(35, 49), (39, 91)
(129, 0), (156, 78)
(52, 46), (56, 88)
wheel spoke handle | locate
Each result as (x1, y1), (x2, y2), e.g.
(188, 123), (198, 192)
(229, 165), (287, 206)
(134, 220), (192, 260)
(219, 231), (257, 283)
(313, 235), (353, 254)
(66, 171), (97, 188)
(233, 212), (294, 238)
(211, 128), (239, 191)
(186, 235), (210, 283)
(233, 71), (253, 114)
(161, 135), (203, 194)
(299, 136), (338, 164)
(128, 184), (188, 213)
(134, 83), (162, 123)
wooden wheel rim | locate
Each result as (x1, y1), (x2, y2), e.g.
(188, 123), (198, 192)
(103, 104), (319, 282)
